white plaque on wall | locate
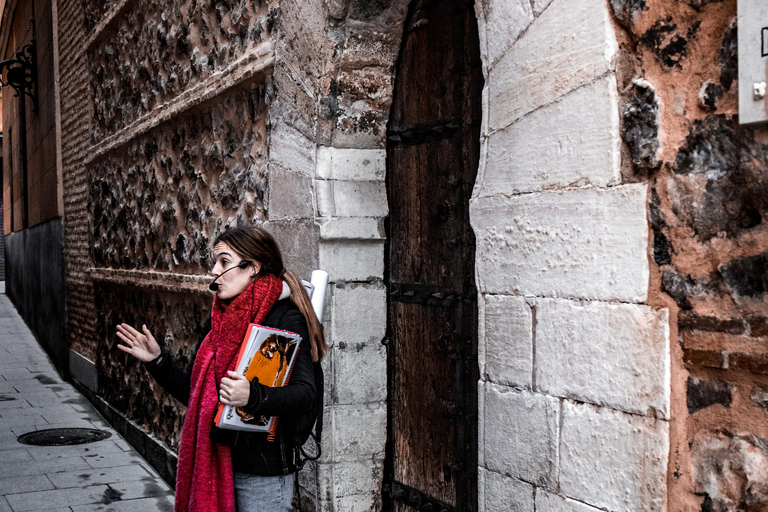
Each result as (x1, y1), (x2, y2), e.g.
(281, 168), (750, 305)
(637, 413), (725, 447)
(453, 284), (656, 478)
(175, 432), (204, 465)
(738, 0), (768, 124)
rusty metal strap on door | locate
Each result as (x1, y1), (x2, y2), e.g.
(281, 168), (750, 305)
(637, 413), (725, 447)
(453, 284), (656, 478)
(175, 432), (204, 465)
(389, 282), (475, 308)
(383, 482), (457, 512)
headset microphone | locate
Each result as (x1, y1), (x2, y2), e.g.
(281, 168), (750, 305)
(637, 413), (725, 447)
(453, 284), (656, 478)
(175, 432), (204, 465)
(208, 260), (252, 291)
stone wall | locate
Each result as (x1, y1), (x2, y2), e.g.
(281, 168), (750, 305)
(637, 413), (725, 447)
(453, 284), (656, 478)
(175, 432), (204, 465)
(613, 0), (768, 510)
(472, 0), (671, 511)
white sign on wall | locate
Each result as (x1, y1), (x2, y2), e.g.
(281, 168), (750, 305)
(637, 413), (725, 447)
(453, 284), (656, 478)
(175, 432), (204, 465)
(739, 0), (768, 124)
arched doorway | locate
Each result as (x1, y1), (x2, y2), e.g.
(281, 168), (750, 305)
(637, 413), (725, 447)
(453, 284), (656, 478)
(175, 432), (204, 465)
(385, 0), (483, 510)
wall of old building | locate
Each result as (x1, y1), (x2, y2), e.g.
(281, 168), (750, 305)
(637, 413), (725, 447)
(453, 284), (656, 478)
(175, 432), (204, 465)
(1, 0), (66, 374)
(613, 0), (768, 510)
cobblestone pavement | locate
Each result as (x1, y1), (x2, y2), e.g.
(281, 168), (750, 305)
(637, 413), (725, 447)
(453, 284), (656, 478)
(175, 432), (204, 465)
(0, 295), (175, 511)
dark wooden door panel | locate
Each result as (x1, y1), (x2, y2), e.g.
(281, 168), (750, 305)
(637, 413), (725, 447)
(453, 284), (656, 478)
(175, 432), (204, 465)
(393, 301), (459, 505)
(385, 0), (482, 511)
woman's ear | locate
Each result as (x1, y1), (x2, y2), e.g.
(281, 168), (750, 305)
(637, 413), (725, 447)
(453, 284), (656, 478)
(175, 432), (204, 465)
(251, 261), (262, 277)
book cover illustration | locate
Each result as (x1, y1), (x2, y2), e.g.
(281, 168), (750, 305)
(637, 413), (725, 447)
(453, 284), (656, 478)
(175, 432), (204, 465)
(214, 324), (302, 433)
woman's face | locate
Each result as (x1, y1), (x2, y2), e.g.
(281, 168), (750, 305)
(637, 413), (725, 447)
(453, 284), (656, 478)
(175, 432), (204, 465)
(211, 242), (261, 301)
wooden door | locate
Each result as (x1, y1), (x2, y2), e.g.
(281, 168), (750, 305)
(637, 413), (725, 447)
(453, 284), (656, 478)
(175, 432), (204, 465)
(385, 0), (482, 511)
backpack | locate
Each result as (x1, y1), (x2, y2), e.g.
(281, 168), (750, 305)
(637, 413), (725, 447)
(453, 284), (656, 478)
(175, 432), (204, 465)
(293, 359), (324, 469)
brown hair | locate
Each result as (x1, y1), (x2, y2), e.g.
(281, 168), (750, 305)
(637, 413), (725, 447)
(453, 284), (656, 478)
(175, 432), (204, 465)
(214, 226), (327, 362)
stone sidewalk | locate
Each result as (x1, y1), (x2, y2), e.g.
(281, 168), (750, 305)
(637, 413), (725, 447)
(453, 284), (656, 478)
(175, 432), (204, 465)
(0, 295), (175, 511)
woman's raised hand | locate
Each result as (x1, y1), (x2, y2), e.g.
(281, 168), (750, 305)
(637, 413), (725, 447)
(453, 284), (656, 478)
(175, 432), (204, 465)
(116, 324), (162, 363)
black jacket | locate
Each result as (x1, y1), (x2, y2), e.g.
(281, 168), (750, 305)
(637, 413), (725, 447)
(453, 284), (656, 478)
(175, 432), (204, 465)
(144, 298), (316, 475)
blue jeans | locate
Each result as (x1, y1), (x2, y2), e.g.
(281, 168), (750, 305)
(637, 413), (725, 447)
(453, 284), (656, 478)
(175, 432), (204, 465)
(233, 472), (295, 512)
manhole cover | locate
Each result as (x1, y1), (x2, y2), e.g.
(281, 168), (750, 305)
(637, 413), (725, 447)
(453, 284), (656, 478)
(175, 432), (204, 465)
(17, 428), (112, 446)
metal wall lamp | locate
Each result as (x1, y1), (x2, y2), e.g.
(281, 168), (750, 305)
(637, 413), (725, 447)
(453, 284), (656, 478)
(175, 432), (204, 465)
(0, 18), (38, 229)
(0, 34), (38, 112)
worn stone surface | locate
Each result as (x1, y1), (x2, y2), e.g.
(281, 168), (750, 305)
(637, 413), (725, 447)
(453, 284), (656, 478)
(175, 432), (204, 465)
(480, 468), (534, 512)
(475, 0), (534, 68)
(487, 0), (618, 131)
(482, 382), (559, 488)
(610, 0), (647, 28)
(559, 401), (668, 512)
(699, 81), (724, 111)
(318, 241), (384, 282)
(330, 282), (386, 347)
(691, 431), (768, 512)
(88, 0), (276, 141)
(623, 79), (662, 170)
(536, 490), (604, 512)
(471, 185), (649, 302)
(316, 147), (386, 181)
(483, 295), (533, 388)
(480, 75), (620, 196)
(686, 376), (732, 414)
(719, 22), (738, 91)
(536, 299), (670, 418)
(640, 16), (696, 69)
(330, 403), (386, 463)
(315, 180), (388, 218)
(94, 284), (210, 449)
(89, 84), (269, 273)
(670, 115), (768, 243)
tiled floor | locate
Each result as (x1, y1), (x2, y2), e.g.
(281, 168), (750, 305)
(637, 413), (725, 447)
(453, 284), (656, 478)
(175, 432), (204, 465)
(0, 295), (174, 511)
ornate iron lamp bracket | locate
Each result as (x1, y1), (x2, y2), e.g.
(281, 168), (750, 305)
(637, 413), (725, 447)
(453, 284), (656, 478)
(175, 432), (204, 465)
(0, 24), (37, 112)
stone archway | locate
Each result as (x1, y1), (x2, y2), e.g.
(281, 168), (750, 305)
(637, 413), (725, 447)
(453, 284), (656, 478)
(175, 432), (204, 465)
(272, 0), (670, 510)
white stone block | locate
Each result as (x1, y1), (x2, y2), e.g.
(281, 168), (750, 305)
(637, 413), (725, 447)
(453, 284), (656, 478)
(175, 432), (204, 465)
(483, 295), (533, 388)
(319, 240), (384, 282)
(316, 180), (388, 218)
(330, 460), (382, 498)
(536, 490), (604, 512)
(479, 76), (620, 197)
(318, 217), (385, 240)
(488, 0), (619, 131)
(267, 165), (314, 220)
(331, 282), (387, 345)
(481, 468), (535, 512)
(478, 380), (486, 468)
(470, 184), (649, 303)
(532, 0), (554, 15)
(331, 403), (387, 462)
(536, 299), (670, 418)
(559, 401), (668, 512)
(483, 382), (559, 488)
(476, 0), (534, 68)
(317, 147), (386, 181)
(269, 121), (316, 176)
(333, 343), (386, 405)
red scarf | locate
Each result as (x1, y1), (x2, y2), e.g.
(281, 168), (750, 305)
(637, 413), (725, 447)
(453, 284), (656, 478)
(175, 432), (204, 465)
(175, 275), (283, 512)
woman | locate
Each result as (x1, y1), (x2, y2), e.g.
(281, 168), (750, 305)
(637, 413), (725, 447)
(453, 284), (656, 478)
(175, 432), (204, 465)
(116, 226), (325, 512)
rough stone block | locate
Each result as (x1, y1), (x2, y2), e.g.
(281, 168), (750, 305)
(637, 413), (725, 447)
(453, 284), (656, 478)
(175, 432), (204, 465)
(470, 184), (649, 302)
(269, 120), (316, 176)
(331, 282), (387, 346)
(262, 219), (319, 279)
(331, 403), (386, 462)
(267, 164), (314, 220)
(333, 343), (386, 405)
(318, 217), (385, 240)
(686, 376), (732, 414)
(316, 180), (388, 218)
(536, 491), (604, 512)
(319, 240), (384, 282)
(317, 147), (386, 181)
(480, 76), (620, 197)
(483, 295), (533, 388)
(559, 401), (668, 512)
(535, 299), (670, 418)
(330, 460), (383, 498)
(488, 0), (618, 131)
(480, 468), (534, 512)
(68, 350), (98, 394)
(532, 0), (555, 15)
(476, 0), (534, 68)
(483, 382), (559, 488)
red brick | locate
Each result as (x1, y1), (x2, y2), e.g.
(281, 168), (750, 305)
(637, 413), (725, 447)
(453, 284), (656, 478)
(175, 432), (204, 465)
(684, 349), (725, 369)
(730, 353), (768, 375)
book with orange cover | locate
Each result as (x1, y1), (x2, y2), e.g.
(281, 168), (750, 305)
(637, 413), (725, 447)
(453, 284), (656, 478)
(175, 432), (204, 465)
(214, 323), (302, 434)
